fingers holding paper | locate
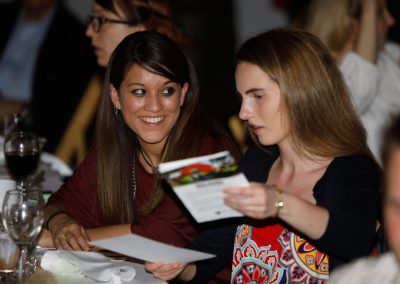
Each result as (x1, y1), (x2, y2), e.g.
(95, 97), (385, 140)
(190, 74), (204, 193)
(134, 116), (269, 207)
(223, 182), (281, 219)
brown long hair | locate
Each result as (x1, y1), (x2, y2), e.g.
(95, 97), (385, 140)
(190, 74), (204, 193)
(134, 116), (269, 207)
(236, 28), (370, 159)
(96, 31), (221, 224)
(94, 0), (189, 45)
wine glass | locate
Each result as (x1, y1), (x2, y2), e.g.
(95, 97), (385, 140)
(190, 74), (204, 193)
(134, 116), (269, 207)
(1, 190), (44, 283)
(3, 131), (40, 191)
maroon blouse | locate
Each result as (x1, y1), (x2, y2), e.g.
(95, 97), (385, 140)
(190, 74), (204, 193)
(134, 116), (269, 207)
(47, 134), (240, 248)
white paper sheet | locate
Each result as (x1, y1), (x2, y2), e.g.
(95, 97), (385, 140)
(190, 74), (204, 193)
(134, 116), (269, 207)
(158, 151), (248, 223)
(90, 234), (215, 263)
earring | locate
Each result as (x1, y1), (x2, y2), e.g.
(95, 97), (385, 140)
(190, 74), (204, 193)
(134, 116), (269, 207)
(114, 106), (120, 116)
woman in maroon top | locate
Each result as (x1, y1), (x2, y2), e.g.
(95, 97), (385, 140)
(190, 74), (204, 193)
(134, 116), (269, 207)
(38, 31), (239, 252)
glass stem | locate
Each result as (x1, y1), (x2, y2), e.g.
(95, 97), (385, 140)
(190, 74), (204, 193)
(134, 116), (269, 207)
(17, 180), (25, 193)
(17, 245), (27, 283)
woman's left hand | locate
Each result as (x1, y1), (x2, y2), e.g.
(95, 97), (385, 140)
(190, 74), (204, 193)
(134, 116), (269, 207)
(223, 182), (281, 219)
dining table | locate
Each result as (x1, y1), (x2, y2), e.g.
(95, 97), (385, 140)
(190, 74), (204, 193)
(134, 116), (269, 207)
(26, 260), (167, 284)
(0, 148), (168, 284)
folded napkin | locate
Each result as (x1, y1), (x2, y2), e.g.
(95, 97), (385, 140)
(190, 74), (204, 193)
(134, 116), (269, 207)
(41, 152), (73, 177)
(41, 250), (136, 284)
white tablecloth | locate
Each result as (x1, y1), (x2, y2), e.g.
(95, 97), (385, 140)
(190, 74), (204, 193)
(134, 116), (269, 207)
(35, 248), (167, 284)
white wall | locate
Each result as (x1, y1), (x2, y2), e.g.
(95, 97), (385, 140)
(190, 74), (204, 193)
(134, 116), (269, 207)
(233, 0), (288, 47)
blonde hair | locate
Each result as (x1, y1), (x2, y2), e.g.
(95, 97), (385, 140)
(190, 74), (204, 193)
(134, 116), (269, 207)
(299, 0), (361, 54)
(236, 28), (370, 159)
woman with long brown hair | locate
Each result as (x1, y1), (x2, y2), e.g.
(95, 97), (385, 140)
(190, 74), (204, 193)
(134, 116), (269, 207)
(146, 28), (380, 283)
(40, 31), (238, 256)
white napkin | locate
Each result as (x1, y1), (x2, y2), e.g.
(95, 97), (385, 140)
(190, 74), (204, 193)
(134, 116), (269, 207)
(40, 152), (73, 177)
(41, 250), (136, 284)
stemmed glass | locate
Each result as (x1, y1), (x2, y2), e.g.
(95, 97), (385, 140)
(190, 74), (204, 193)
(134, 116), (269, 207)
(3, 131), (40, 191)
(1, 190), (44, 283)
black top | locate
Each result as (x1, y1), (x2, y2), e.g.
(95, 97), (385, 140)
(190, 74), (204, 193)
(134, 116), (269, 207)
(180, 145), (380, 283)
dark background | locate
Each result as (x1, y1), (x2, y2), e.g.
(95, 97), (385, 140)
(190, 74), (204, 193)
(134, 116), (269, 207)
(171, 0), (238, 133)
(1, 0), (398, 139)
(171, 0), (400, 136)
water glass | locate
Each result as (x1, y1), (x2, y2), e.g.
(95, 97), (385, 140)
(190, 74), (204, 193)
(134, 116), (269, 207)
(2, 189), (44, 283)
(1, 181), (39, 278)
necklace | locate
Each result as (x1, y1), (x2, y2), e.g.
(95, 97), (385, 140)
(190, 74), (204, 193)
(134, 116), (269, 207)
(132, 154), (137, 199)
(139, 146), (158, 173)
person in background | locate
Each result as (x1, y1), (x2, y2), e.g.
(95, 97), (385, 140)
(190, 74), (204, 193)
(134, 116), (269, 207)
(85, 0), (188, 68)
(299, 0), (399, 164)
(329, 113), (400, 283)
(0, 0), (97, 152)
(38, 31), (238, 283)
(145, 28), (381, 283)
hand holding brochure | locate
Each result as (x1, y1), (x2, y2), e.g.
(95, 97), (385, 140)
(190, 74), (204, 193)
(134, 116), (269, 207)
(158, 151), (248, 223)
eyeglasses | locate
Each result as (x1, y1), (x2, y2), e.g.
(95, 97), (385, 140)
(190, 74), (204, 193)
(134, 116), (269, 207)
(86, 15), (137, 33)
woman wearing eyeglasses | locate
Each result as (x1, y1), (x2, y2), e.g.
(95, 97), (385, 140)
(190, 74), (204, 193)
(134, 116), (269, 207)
(86, 0), (188, 67)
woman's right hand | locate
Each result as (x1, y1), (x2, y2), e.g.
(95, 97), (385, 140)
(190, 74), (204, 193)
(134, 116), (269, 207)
(145, 262), (190, 281)
(144, 261), (196, 281)
(48, 213), (92, 251)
